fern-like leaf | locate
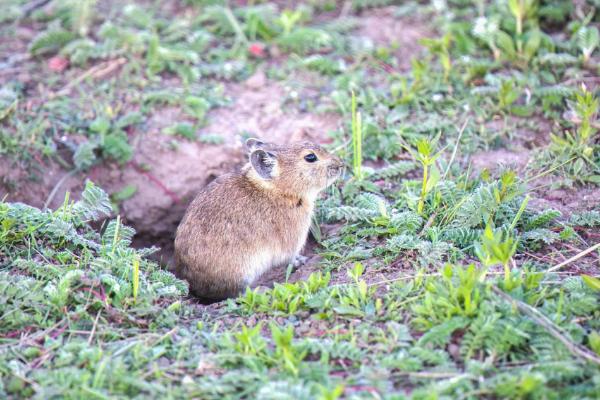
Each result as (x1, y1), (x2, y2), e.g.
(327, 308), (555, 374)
(29, 29), (76, 56)
(535, 85), (576, 98)
(326, 206), (377, 222)
(72, 181), (112, 221)
(276, 28), (332, 54)
(577, 26), (600, 59)
(441, 227), (481, 248)
(386, 234), (421, 252)
(102, 219), (136, 248)
(538, 53), (579, 66)
(390, 211), (423, 233)
(525, 209), (561, 229)
(417, 317), (469, 346)
(369, 161), (416, 179)
(569, 210), (600, 227)
(353, 192), (387, 211)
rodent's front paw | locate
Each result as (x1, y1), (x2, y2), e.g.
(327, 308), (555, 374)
(292, 255), (308, 268)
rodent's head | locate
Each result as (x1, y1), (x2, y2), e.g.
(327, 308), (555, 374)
(245, 138), (344, 198)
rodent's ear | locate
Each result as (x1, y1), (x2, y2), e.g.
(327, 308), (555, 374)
(245, 138), (265, 153)
(250, 149), (277, 180)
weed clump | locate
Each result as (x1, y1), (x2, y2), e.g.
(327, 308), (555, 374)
(0, 182), (187, 335)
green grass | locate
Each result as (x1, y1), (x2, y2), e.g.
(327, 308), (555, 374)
(1, 0), (600, 398)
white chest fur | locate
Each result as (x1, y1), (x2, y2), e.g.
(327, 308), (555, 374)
(243, 200), (314, 285)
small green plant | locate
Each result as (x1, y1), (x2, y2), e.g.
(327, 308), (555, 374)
(334, 262), (375, 315)
(472, 1), (543, 67)
(576, 88), (599, 136)
(507, 0), (537, 53)
(132, 255), (140, 302)
(538, 86), (599, 183)
(576, 26), (599, 63)
(420, 33), (452, 80)
(498, 79), (521, 113)
(236, 271), (331, 315)
(270, 323), (308, 376)
(28, 0), (98, 55)
(474, 225), (519, 291)
(412, 263), (486, 328)
(184, 95), (211, 123)
(405, 139), (442, 215)
(389, 59), (429, 106)
(74, 111), (141, 169)
(351, 91), (363, 180)
(234, 323), (267, 357)
(278, 9), (304, 35)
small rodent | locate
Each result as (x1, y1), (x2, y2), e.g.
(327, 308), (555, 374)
(174, 138), (343, 299)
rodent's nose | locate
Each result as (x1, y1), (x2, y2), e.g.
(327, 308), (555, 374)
(333, 155), (344, 168)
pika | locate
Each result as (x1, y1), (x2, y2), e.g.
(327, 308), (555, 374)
(174, 138), (343, 299)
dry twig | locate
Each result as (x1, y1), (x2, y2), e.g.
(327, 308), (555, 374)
(547, 242), (600, 273)
(50, 57), (127, 99)
(492, 285), (600, 366)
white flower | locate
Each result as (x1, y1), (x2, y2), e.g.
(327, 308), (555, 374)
(432, 0), (447, 12)
(473, 17), (498, 38)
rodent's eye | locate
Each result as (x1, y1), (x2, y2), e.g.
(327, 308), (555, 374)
(304, 153), (318, 163)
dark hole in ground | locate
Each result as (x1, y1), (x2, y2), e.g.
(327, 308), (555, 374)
(132, 229), (178, 267)
(127, 172), (222, 268)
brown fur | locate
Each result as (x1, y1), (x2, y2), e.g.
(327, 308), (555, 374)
(174, 139), (343, 299)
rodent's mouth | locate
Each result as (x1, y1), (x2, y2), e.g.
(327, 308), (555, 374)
(327, 165), (343, 178)
(326, 165), (344, 185)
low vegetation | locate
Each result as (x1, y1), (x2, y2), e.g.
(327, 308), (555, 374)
(1, 0), (599, 398)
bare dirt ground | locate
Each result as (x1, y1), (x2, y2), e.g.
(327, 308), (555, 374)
(530, 183), (600, 216)
(358, 7), (435, 71)
(469, 148), (532, 172)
